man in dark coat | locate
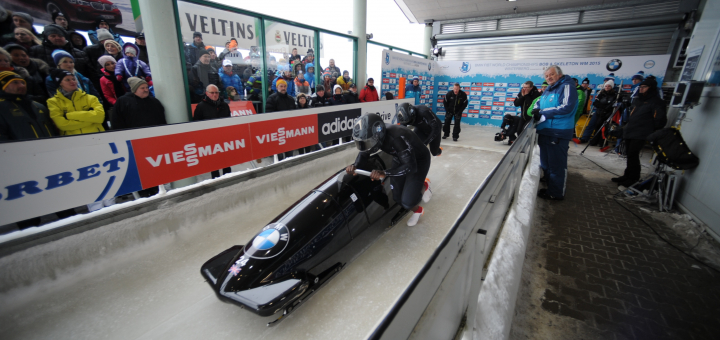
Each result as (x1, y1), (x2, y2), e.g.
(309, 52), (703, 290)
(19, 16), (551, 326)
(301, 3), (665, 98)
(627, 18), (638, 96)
(611, 77), (667, 188)
(514, 81), (540, 124)
(265, 79), (296, 112)
(135, 32), (150, 66)
(111, 77), (166, 130)
(344, 84), (360, 103)
(30, 24), (90, 76)
(443, 83), (468, 141)
(0, 71), (55, 141)
(309, 85), (327, 107)
(193, 84), (231, 178)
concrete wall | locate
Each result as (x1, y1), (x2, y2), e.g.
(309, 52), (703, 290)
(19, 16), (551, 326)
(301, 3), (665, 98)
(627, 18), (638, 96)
(675, 0), (720, 233)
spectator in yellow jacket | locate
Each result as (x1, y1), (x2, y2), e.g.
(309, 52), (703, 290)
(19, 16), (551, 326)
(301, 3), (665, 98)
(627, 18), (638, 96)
(47, 69), (105, 136)
(336, 70), (353, 92)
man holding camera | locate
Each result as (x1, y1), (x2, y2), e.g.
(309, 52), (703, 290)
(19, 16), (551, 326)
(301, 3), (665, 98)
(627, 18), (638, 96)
(531, 66), (578, 200)
(514, 81), (540, 124)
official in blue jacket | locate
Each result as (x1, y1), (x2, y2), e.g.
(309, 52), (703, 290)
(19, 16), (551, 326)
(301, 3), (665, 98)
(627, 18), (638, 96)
(405, 76), (421, 104)
(531, 65), (578, 200)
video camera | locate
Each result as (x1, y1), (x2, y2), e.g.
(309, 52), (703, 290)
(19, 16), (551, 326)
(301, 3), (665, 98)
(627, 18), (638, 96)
(494, 130), (508, 142)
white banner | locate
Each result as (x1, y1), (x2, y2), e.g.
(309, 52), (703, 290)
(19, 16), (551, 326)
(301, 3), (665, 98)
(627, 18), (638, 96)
(0, 100), (410, 226)
(380, 50), (437, 107)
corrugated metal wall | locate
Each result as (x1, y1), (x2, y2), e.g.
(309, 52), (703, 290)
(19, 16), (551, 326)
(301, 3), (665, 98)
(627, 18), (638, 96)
(435, 0), (681, 61)
(437, 24), (677, 60)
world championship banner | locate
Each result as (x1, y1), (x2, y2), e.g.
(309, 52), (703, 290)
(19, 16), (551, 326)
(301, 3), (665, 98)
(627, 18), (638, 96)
(380, 50), (437, 108)
(434, 55), (671, 126)
(0, 100), (411, 225)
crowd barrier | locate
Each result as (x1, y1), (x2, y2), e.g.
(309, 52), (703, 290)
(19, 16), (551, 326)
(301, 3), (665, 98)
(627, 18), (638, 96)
(0, 99), (412, 226)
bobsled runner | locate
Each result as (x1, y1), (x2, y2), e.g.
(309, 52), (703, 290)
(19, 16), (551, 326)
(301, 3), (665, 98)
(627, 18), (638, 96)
(201, 154), (397, 325)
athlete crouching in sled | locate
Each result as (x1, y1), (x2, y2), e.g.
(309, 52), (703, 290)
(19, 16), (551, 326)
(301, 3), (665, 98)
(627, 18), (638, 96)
(346, 114), (432, 226)
(395, 102), (443, 156)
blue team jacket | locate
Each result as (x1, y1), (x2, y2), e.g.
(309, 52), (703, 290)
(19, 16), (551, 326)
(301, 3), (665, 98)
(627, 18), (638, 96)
(534, 74), (578, 139)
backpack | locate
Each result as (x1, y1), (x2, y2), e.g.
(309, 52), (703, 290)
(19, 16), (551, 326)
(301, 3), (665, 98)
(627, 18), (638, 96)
(646, 128), (699, 170)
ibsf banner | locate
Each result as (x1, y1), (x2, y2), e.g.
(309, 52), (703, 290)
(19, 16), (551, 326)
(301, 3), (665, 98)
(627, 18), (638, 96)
(434, 55), (671, 126)
(380, 49), (437, 108)
(0, 100), (411, 225)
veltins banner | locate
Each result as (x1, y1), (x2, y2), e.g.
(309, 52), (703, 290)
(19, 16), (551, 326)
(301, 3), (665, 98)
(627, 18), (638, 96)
(0, 100), (411, 225)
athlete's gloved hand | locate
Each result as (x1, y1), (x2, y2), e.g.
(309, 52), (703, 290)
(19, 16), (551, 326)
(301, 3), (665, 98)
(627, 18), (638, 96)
(345, 164), (356, 175)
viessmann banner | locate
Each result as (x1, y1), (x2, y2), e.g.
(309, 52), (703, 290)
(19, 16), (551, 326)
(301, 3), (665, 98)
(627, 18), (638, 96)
(0, 101), (409, 225)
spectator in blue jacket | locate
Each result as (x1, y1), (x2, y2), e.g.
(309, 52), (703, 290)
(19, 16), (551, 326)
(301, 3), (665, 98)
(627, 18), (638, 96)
(405, 76), (421, 104)
(304, 63), (315, 90)
(87, 17), (124, 46)
(45, 50), (101, 100)
(219, 59), (243, 98)
(531, 65), (578, 200)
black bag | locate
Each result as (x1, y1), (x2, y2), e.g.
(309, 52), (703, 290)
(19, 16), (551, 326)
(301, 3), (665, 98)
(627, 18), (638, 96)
(646, 128), (699, 170)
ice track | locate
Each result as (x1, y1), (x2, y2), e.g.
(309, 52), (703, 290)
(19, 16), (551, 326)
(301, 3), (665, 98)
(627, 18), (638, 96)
(0, 126), (509, 340)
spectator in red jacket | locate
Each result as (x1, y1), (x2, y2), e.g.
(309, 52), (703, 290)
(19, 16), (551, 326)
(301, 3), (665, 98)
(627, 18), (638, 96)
(359, 78), (379, 102)
(98, 55), (125, 107)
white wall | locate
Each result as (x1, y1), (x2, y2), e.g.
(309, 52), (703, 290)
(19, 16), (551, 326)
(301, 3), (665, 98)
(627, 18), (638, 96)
(675, 0), (720, 232)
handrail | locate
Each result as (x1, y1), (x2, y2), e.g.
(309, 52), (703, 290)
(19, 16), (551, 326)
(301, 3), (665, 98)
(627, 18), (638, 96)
(368, 40), (428, 58)
(368, 122), (537, 339)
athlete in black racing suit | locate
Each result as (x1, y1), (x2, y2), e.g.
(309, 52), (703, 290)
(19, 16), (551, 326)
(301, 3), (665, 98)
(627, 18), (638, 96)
(396, 102), (443, 156)
(346, 113), (432, 226)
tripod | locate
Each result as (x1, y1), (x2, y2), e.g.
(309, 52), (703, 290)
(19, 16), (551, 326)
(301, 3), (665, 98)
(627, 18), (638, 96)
(620, 159), (678, 212)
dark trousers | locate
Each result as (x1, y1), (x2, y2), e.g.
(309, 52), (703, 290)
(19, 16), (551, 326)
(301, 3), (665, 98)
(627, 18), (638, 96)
(211, 167), (231, 179)
(443, 113), (462, 138)
(538, 134), (570, 198)
(415, 129), (442, 156)
(623, 139), (645, 183)
(390, 157), (431, 210)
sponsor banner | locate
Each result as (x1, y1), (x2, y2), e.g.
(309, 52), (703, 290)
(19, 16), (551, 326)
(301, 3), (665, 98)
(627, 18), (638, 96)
(471, 87), (482, 91)
(469, 100), (480, 105)
(482, 87), (494, 91)
(494, 92), (507, 96)
(481, 106), (492, 110)
(481, 92), (494, 96)
(249, 115), (318, 157)
(491, 115), (503, 120)
(2, 0), (136, 35)
(191, 101), (256, 117)
(505, 97), (515, 102)
(481, 96), (493, 101)
(480, 114), (491, 119)
(509, 83), (521, 87)
(317, 109), (361, 143)
(508, 88), (520, 93)
(133, 125), (253, 188)
(492, 111), (505, 115)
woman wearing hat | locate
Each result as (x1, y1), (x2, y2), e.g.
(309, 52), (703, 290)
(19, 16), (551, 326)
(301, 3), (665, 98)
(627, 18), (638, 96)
(98, 55), (125, 107)
(47, 68), (105, 135)
(44, 50), (100, 100)
(103, 40), (123, 61)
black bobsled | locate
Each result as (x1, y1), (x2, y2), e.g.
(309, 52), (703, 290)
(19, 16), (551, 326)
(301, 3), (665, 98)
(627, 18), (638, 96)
(200, 154), (395, 321)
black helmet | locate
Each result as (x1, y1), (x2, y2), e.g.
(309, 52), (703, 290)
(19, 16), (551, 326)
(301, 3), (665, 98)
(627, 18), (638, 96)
(353, 114), (386, 153)
(396, 102), (416, 126)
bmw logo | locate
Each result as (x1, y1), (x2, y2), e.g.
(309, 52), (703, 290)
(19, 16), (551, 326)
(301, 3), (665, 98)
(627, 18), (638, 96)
(606, 59), (622, 72)
(644, 60), (655, 69)
(244, 223), (290, 259)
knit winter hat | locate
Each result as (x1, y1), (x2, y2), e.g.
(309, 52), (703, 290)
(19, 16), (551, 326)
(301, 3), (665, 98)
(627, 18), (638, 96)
(123, 44), (138, 56)
(542, 81), (548, 86)
(198, 49), (210, 57)
(276, 79), (287, 87)
(323, 71), (331, 78)
(50, 68), (73, 86)
(193, 32), (202, 38)
(127, 76), (147, 94)
(12, 12), (33, 25)
(632, 71), (645, 81)
(98, 55), (115, 68)
(51, 12), (66, 23)
(603, 73), (615, 83)
(104, 39), (121, 52)
(43, 24), (67, 38)
(52, 49), (74, 65)
(604, 80), (615, 88)
(205, 46), (215, 52)
(333, 84), (342, 93)
(0, 71), (25, 91)
(640, 76), (657, 88)
(315, 85), (325, 92)
(582, 78), (589, 85)
(96, 29), (114, 42)
(3, 43), (27, 54)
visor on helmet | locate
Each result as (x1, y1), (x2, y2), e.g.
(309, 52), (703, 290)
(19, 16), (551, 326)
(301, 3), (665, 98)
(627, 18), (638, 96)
(354, 138), (378, 152)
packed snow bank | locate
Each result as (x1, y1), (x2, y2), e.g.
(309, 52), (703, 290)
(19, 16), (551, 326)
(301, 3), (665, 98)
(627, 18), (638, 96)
(473, 145), (541, 340)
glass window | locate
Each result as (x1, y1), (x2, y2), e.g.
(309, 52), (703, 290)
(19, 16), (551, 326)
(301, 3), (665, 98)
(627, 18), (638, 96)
(264, 19), (316, 102)
(176, 1), (261, 107)
(366, 43), (385, 99)
(319, 32), (355, 97)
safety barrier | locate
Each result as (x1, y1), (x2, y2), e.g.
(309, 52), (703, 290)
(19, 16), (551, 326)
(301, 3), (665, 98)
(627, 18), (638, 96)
(0, 99), (411, 227)
(369, 122), (537, 339)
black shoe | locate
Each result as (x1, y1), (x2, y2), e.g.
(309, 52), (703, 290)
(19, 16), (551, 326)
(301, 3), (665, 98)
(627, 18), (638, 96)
(538, 189), (564, 200)
(611, 176), (626, 183)
(442, 136), (448, 139)
(453, 138), (458, 142)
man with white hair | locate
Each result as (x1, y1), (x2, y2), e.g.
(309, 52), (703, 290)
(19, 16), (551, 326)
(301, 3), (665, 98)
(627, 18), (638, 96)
(530, 65), (578, 200)
(193, 84), (232, 178)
